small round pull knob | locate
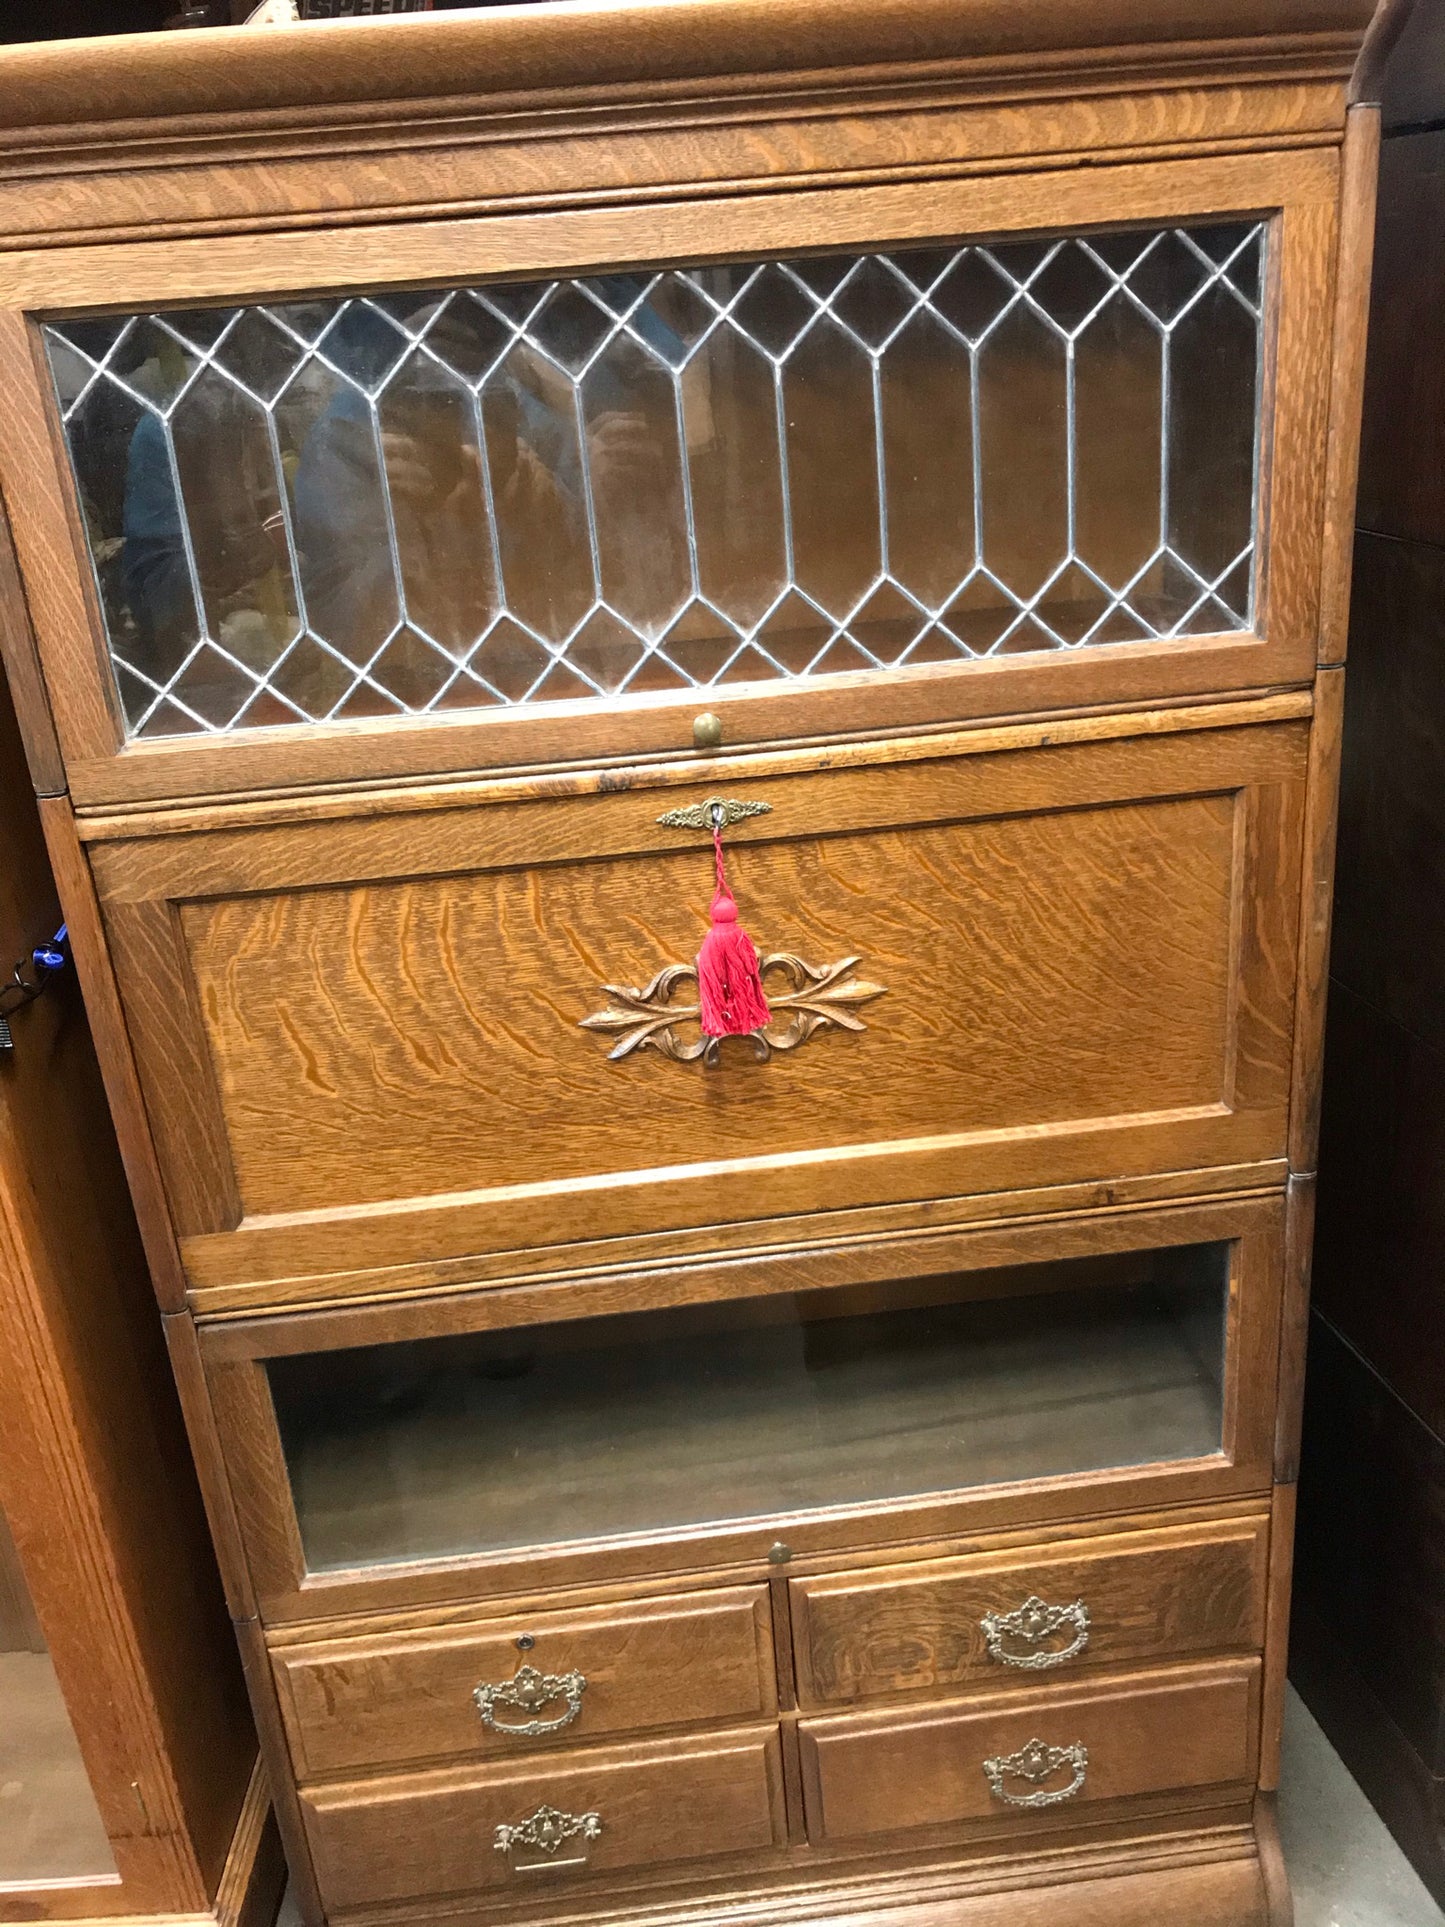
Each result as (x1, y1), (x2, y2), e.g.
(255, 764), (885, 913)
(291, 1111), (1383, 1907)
(693, 712), (723, 750)
(767, 1541), (793, 1565)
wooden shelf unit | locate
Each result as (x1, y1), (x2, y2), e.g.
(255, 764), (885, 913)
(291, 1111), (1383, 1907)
(0, 2), (1393, 1921)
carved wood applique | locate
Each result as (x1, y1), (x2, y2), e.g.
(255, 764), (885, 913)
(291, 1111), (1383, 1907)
(581, 953), (887, 1066)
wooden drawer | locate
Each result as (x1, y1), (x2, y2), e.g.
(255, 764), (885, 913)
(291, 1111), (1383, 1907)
(791, 1514), (1270, 1709)
(273, 1586), (775, 1778)
(94, 713), (1307, 1314)
(799, 1659), (1260, 1844)
(301, 1725), (786, 1911)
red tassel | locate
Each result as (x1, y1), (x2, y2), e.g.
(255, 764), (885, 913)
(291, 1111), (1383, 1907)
(697, 826), (771, 1038)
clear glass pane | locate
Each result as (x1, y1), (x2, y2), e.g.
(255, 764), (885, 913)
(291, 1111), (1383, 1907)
(43, 221), (1264, 741)
(270, 1242), (1230, 1575)
(0, 1511), (115, 1883)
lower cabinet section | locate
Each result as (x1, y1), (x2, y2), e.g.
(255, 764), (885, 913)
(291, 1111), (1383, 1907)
(278, 1509), (1274, 1918)
(799, 1659), (1261, 1843)
(299, 1724), (788, 1909)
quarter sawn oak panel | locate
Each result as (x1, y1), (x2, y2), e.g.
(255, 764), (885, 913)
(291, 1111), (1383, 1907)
(89, 718), (1307, 1303)
(791, 1514), (1269, 1708)
(300, 1725), (786, 1910)
(800, 1659), (1261, 1842)
(274, 1587), (775, 1779)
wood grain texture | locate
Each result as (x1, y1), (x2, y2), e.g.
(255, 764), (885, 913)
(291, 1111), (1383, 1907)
(0, 483), (62, 794)
(1317, 107), (1381, 665)
(301, 1724), (787, 1912)
(0, 663), (257, 1916)
(0, 86), (1348, 256)
(791, 1516), (1269, 1710)
(185, 802), (1239, 1208)
(1253, 1790), (1292, 1926)
(269, 1500), (1274, 1646)
(1287, 670), (1345, 1178)
(0, 6), (1380, 1917)
(1258, 187), (1340, 662)
(159, 1312), (258, 1623)
(185, 1162), (1288, 1321)
(1273, 1176), (1316, 1486)
(88, 722), (1306, 1301)
(301, 1834), (1276, 1927)
(799, 1659), (1261, 1843)
(34, 795), (188, 1311)
(274, 1587), (776, 1781)
(76, 694), (1314, 846)
(231, 1614), (324, 1927)
(212, 1760), (285, 1927)
(0, 1), (1373, 138)
(1256, 1484), (1297, 1794)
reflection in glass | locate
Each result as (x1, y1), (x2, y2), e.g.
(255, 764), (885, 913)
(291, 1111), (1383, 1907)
(270, 1243), (1230, 1575)
(0, 1511), (115, 1884)
(44, 224), (1264, 739)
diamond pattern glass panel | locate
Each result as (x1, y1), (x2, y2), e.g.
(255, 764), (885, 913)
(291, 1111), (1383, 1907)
(43, 220), (1265, 741)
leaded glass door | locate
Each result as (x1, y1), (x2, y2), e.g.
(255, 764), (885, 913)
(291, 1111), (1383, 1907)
(46, 222), (1263, 741)
(3, 156), (1336, 805)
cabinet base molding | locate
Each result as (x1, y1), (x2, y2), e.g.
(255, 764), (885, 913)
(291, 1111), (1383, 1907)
(327, 1816), (1284, 1927)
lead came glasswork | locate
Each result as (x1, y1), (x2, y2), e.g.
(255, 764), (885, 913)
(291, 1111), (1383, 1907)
(43, 221), (1264, 741)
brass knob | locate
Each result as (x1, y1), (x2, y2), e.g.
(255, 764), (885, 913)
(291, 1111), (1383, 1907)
(767, 1541), (792, 1564)
(693, 712), (723, 750)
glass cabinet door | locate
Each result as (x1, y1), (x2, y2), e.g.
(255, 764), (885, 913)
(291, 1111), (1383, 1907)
(0, 1511), (115, 1886)
(43, 221), (1262, 742)
(267, 1242), (1230, 1578)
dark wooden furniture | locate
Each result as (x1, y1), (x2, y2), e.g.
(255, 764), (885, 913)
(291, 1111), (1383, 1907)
(0, 3), (1391, 1921)
(1291, 0), (1445, 1904)
(0, 651), (284, 1926)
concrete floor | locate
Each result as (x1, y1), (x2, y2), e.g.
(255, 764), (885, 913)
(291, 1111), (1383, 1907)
(273, 1684), (1444, 1926)
(1279, 1686), (1445, 1927)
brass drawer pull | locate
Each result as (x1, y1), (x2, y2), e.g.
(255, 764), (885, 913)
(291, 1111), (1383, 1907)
(493, 1804), (602, 1867)
(983, 1738), (1089, 1809)
(980, 1594), (1091, 1671)
(474, 1664), (587, 1737)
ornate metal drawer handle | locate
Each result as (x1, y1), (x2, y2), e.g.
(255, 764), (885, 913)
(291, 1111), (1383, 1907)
(493, 1804), (602, 1858)
(474, 1664), (587, 1737)
(983, 1738), (1089, 1809)
(980, 1595), (1091, 1671)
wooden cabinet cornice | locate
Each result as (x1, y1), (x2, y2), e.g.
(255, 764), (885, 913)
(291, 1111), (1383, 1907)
(0, 0), (1380, 250)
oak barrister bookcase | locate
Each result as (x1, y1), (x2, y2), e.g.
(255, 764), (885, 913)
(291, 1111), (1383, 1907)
(0, 2), (1395, 1922)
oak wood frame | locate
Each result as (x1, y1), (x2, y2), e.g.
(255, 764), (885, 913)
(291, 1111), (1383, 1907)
(0, 148), (1338, 812)
(191, 1192), (1283, 1626)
